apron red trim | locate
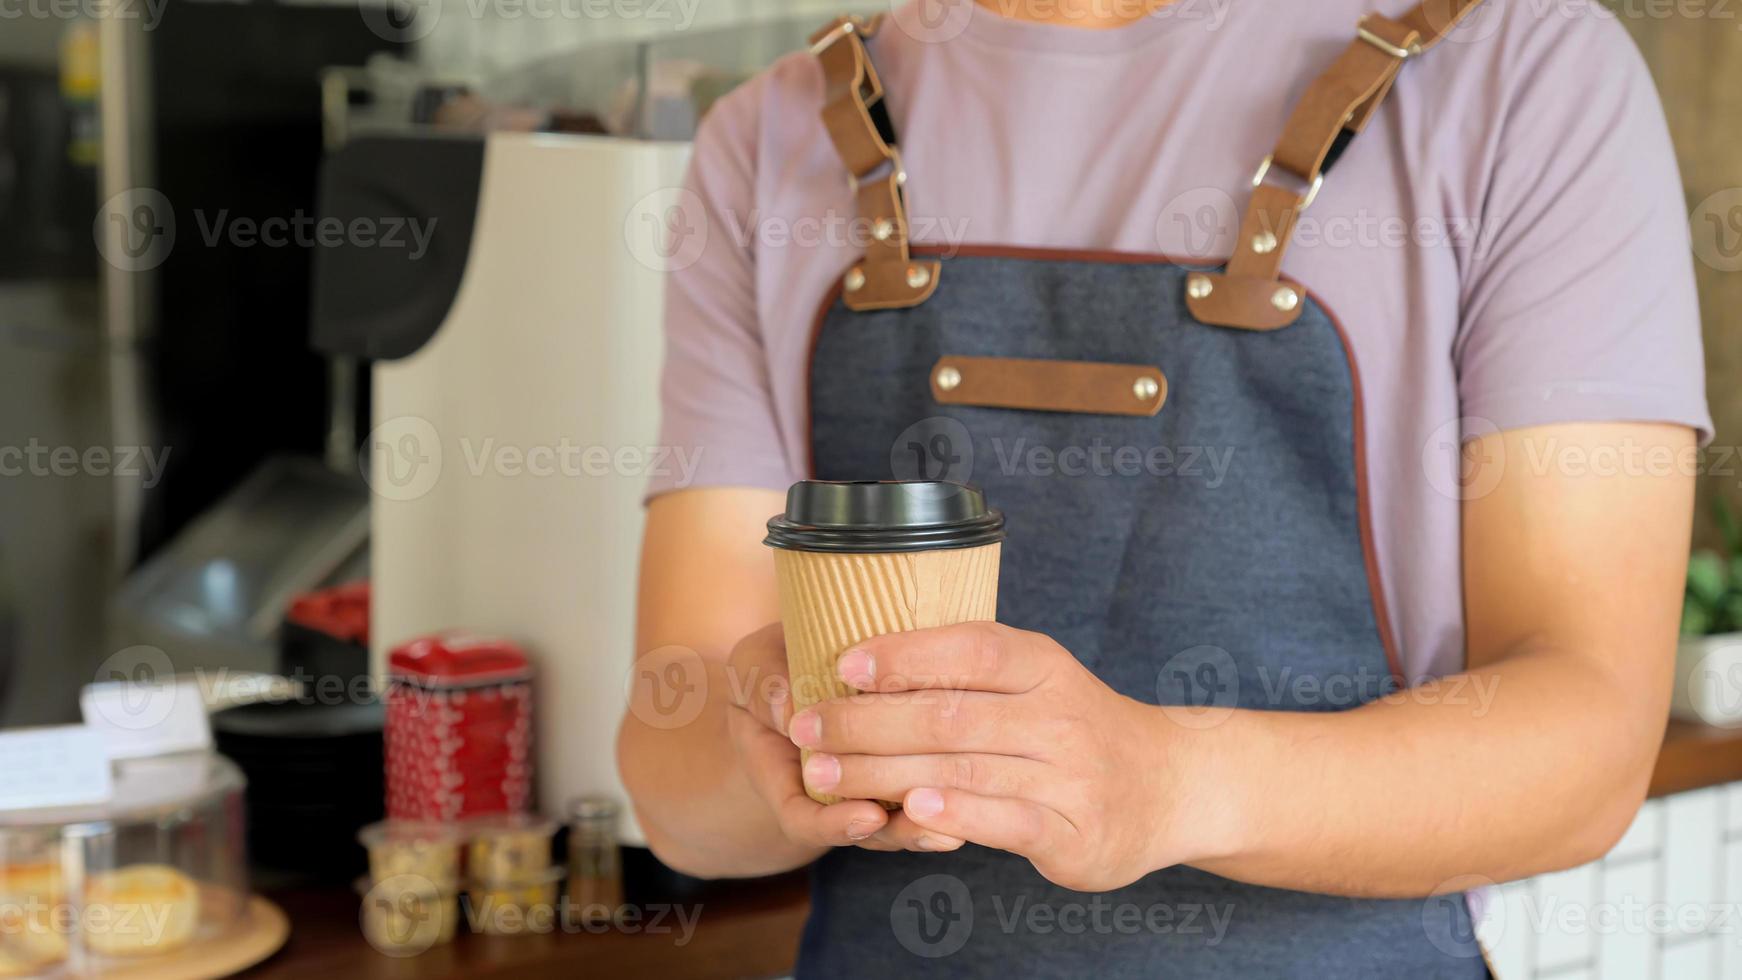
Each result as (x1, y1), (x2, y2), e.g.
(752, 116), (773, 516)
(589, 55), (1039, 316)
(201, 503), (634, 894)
(800, 243), (1406, 687)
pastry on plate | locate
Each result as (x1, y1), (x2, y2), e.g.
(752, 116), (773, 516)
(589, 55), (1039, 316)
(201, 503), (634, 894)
(0, 862), (68, 977)
(82, 864), (200, 958)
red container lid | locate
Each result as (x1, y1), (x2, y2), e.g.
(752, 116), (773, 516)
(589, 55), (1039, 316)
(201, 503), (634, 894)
(388, 632), (532, 688)
(286, 580), (371, 645)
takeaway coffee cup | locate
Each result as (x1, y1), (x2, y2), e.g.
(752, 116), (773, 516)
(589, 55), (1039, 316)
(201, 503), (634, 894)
(764, 481), (1005, 805)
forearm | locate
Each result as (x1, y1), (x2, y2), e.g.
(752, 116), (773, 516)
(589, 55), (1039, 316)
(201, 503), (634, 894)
(1177, 643), (1662, 897)
(618, 655), (824, 878)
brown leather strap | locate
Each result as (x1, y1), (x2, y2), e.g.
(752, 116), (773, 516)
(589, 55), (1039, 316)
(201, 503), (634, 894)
(810, 15), (940, 311)
(930, 356), (1167, 417)
(1188, 0), (1486, 330)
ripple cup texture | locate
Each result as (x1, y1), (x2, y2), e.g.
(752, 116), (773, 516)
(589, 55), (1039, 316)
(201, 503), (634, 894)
(772, 543), (1001, 806)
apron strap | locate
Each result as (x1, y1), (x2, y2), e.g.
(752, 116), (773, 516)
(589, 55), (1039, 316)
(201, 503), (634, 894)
(809, 14), (942, 312)
(1186, 0), (1487, 330)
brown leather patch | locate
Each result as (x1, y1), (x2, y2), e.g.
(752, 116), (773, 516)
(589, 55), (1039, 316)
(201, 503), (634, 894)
(1184, 273), (1308, 331)
(842, 259), (942, 311)
(929, 356), (1166, 417)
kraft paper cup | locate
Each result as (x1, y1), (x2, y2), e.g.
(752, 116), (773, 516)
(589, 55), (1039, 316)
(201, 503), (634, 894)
(765, 481), (1004, 806)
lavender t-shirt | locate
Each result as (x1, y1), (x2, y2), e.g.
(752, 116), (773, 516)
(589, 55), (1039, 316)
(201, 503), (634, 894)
(649, 0), (1712, 682)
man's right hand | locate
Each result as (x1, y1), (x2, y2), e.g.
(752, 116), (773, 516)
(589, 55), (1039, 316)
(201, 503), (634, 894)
(727, 622), (965, 854)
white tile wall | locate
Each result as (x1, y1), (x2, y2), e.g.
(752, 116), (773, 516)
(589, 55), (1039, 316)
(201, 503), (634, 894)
(1664, 789), (1722, 940)
(1659, 936), (1717, 979)
(1536, 865), (1599, 971)
(1497, 785), (1742, 980)
(1595, 859), (1655, 980)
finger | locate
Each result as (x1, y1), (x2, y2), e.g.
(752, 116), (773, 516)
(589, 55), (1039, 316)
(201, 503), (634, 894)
(836, 622), (1056, 695)
(901, 787), (1075, 860)
(726, 623), (794, 735)
(730, 706), (888, 845)
(790, 690), (1041, 757)
(805, 751), (1052, 804)
(860, 812), (964, 853)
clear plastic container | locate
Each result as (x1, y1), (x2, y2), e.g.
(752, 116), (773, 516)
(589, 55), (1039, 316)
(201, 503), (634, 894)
(463, 867), (564, 937)
(0, 752), (250, 976)
(463, 814), (557, 884)
(355, 821), (464, 885)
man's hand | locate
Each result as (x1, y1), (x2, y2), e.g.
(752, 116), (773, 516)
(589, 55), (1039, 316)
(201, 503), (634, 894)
(728, 623), (968, 855)
(787, 622), (1213, 891)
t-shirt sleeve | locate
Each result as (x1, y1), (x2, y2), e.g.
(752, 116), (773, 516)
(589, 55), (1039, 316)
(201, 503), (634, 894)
(1454, 16), (1712, 444)
(645, 87), (797, 500)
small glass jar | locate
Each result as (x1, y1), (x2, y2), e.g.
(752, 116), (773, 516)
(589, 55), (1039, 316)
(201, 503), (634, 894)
(565, 797), (622, 924)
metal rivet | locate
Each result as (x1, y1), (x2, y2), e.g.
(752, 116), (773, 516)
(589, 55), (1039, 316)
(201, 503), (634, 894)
(845, 267), (866, 292)
(1133, 376), (1161, 401)
(1272, 286), (1299, 312)
(1251, 231), (1278, 255)
(1186, 275), (1213, 300)
(872, 218), (895, 242)
(936, 366), (961, 391)
(906, 265), (931, 289)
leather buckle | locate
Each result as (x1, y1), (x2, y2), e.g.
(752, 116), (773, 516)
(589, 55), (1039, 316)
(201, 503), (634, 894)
(1251, 154), (1323, 211)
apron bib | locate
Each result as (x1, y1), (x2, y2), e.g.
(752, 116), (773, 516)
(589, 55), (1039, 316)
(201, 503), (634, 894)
(795, 6), (1492, 976)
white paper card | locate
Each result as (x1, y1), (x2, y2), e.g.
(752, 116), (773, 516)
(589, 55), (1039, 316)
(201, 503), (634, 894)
(80, 677), (212, 760)
(0, 726), (113, 810)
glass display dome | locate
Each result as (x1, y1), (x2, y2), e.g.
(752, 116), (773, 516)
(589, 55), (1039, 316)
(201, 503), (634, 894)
(0, 752), (254, 978)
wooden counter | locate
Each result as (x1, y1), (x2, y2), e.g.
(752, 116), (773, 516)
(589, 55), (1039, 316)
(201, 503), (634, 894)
(235, 721), (1742, 978)
(241, 872), (810, 980)
(1649, 718), (1742, 798)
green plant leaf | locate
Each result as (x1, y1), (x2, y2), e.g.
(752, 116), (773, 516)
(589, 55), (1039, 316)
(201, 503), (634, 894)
(1716, 494), (1742, 557)
(1684, 601), (1713, 637)
(1726, 596), (1742, 637)
(1689, 550), (1729, 606)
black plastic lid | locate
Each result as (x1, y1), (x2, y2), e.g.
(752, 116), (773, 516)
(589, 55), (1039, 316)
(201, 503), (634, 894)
(764, 481), (1005, 554)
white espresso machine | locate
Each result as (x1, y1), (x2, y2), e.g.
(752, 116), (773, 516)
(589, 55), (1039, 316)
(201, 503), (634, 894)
(309, 19), (836, 843)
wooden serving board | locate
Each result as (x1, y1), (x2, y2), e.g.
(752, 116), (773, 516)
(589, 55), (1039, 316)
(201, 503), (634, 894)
(84, 890), (288, 980)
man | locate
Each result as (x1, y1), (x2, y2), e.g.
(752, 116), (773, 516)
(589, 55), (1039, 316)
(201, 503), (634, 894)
(619, 0), (1709, 975)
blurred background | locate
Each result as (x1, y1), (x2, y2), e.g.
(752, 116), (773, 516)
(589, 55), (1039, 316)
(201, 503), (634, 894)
(3, 4), (1742, 976)
(0, 0), (857, 729)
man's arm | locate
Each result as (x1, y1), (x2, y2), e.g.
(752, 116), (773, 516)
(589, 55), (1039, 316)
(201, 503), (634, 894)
(1184, 422), (1695, 893)
(794, 422), (1696, 895)
(618, 486), (906, 877)
(616, 486), (812, 877)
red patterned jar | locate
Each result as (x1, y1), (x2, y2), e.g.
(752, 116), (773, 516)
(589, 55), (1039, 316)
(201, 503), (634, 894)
(384, 632), (533, 822)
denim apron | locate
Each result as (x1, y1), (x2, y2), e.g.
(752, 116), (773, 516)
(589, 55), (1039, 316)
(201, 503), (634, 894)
(794, 5), (1492, 977)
